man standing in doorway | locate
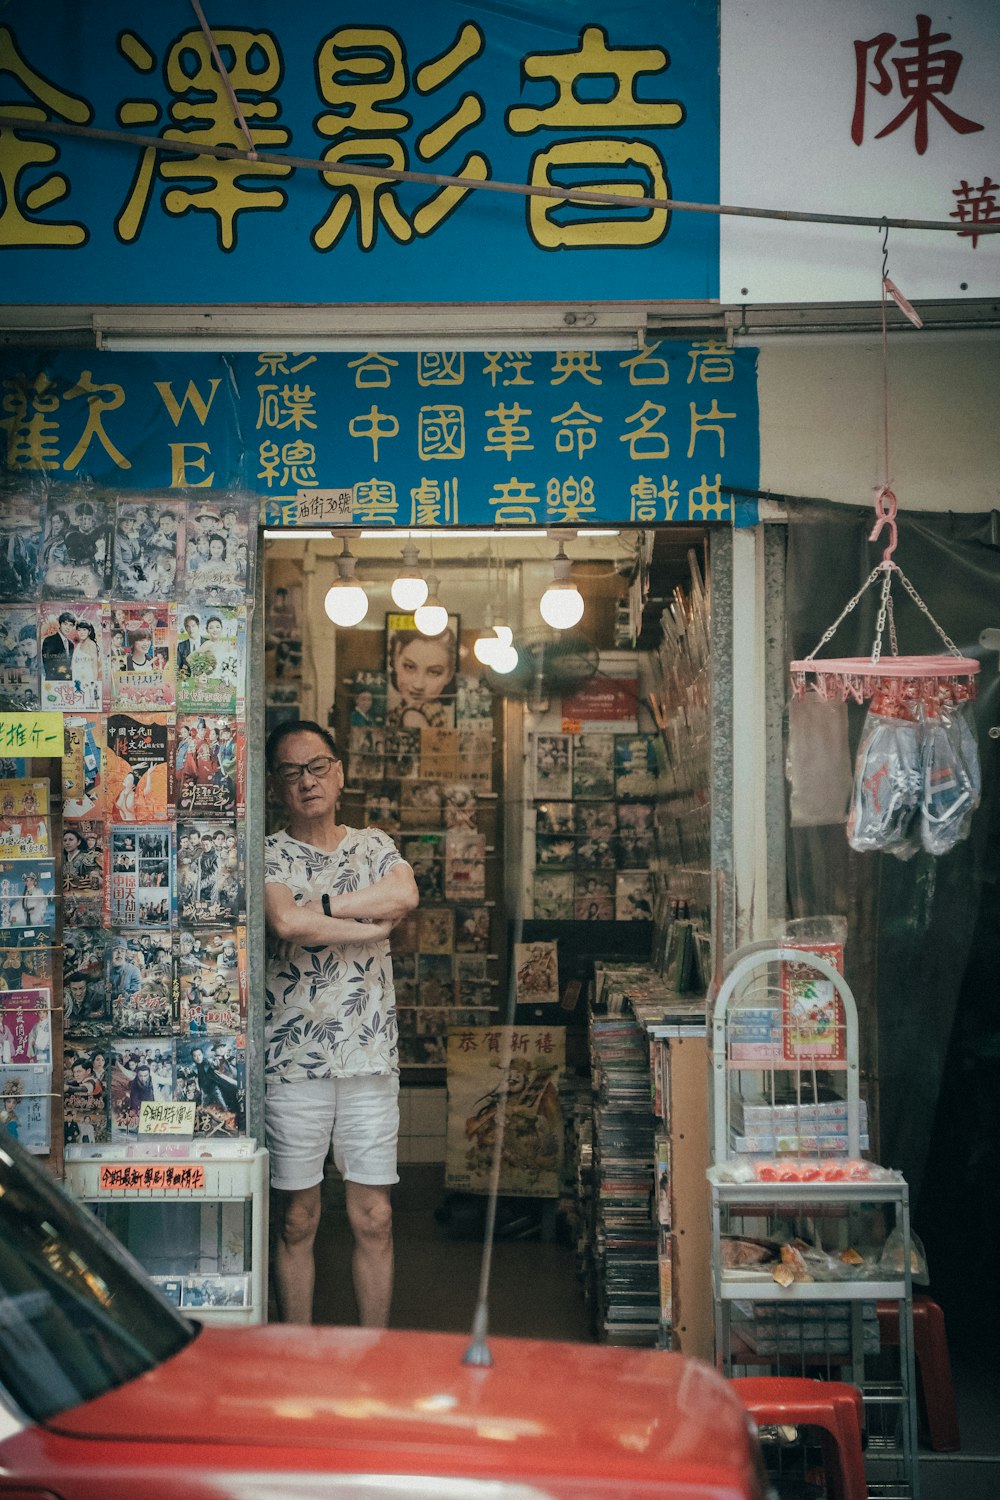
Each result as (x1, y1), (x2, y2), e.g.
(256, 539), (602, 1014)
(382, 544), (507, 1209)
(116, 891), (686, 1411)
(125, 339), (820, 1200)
(264, 721), (418, 1327)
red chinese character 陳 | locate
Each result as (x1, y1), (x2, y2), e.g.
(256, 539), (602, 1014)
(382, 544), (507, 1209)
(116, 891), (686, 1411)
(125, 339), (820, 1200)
(851, 14), (984, 156)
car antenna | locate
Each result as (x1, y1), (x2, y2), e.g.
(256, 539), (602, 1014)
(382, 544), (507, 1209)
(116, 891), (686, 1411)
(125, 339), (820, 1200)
(461, 912), (524, 1367)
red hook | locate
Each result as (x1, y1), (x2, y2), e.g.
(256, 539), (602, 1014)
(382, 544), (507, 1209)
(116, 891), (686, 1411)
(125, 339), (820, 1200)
(869, 483), (898, 565)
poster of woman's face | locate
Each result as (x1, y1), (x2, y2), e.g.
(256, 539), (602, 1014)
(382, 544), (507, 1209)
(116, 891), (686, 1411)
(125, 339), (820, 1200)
(385, 613), (459, 731)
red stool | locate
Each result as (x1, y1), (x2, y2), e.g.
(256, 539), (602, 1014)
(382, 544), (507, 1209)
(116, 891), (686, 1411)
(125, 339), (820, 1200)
(731, 1376), (867, 1500)
(876, 1295), (960, 1452)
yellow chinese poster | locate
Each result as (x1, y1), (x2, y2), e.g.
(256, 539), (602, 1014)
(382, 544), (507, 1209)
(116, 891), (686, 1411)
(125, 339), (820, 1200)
(445, 1025), (565, 1198)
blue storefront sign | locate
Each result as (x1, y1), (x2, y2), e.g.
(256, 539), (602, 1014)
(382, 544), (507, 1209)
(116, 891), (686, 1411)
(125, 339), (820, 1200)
(0, 1), (719, 303)
(0, 346), (759, 526)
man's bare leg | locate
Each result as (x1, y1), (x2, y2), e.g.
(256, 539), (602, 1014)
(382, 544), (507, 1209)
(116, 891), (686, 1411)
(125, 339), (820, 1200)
(345, 1180), (394, 1327)
(272, 1183), (322, 1324)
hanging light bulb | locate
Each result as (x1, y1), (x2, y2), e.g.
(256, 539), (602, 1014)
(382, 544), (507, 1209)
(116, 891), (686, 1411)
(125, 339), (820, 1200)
(490, 624), (519, 675)
(390, 541), (428, 612)
(539, 542), (585, 630)
(474, 604), (499, 666)
(324, 537), (369, 627)
(413, 572), (448, 637)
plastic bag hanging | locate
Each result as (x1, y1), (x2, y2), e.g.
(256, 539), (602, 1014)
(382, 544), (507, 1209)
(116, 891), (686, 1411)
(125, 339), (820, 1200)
(919, 698), (979, 856)
(847, 695), (923, 858)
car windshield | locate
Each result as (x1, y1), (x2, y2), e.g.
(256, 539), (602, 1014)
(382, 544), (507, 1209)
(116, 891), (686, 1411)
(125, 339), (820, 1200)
(0, 1133), (194, 1423)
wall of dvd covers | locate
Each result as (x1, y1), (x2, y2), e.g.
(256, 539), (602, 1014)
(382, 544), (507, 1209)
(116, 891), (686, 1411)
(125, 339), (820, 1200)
(0, 486), (258, 1155)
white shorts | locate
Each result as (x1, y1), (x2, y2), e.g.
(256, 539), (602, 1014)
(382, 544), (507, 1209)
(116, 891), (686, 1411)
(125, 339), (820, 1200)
(265, 1074), (400, 1192)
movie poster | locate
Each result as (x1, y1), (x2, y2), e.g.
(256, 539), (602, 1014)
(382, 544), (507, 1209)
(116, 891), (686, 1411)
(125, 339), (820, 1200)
(63, 928), (109, 1035)
(0, 859), (56, 929)
(61, 820), (105, 928)
(113, 498), (186, 599)
(0, 928), (52, 993)
(63, 1041), (110, 1145)
(176, 1034), (246, 1136)
(0, 1065), (51, 1153)
(514, 941), (560, 1006)
(106, 712), (172, 823)
(111, 1038), (175, 1140)
(614, 734), (660, 799)
(108, 933), (174, 1037)
(0, 778), (49, 857)
(0, 495), (44, 601)
(615, 870), (656, 922)
(62, 714), (105, 819)
(177, 927), (248, 1035)
(445, 1026), (565, 1197)
(0, 606), (39, 710)
(534, 734), (573, 800)
(109, 603), (177, 710)
(385, 611), (459, 733)
(533, 870), (575, 920)
(176, 820), (243, 925)
(185, 502), (254, 605)
(265, 582), (303, 685)
(106, 826), (174, 929)
(0, 989), (51, 1066)
(40, 496), (111, 598)
(177, 606), (246, 715)
(39, 601), (107, 712)
(175, 715), (245, 818)
(444, 828), (486, 902)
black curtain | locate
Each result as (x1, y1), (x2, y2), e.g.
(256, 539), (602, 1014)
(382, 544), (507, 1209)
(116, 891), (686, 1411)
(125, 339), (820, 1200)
(783, 501), (1000, 1209)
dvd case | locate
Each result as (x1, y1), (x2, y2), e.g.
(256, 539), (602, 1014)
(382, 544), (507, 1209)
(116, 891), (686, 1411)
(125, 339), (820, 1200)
(109, 603), (177, 710)
(106, 712), (173, 823)
(0, 605), (40, 710)
(105, 825), (174, 929)
(39, 601), (107, 712)
(176, 715), (245, 818)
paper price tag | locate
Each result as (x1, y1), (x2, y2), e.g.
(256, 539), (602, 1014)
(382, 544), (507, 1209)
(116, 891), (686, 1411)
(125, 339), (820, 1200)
(138, 1101), (197, 1136)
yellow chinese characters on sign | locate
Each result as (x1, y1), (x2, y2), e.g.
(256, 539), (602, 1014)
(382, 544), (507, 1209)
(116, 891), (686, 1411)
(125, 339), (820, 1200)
(506, 26), (682, 250)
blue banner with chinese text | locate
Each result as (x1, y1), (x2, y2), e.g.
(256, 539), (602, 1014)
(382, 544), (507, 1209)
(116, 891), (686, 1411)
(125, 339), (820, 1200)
(0, 345), (759, 526)
(0, 1), (719, 303)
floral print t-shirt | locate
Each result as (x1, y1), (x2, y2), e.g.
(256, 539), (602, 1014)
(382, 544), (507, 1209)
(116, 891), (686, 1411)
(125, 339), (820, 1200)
(264, 826), (405, 1081)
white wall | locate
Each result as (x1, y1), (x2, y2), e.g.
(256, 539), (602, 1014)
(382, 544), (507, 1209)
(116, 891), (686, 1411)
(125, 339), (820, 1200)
(757, 331), (1000, 512)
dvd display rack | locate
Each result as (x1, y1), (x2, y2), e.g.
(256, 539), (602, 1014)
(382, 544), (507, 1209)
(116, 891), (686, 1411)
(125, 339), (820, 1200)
(63, 1144), (267, 1325)
(709, 945), (919, 1500)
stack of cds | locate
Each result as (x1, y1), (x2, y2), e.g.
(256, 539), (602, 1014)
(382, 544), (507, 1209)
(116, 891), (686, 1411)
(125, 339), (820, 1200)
(590, 1010), (659, 1345)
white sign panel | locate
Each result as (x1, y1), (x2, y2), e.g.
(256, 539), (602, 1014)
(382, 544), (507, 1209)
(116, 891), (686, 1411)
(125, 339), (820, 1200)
(720, 1), (999, 302)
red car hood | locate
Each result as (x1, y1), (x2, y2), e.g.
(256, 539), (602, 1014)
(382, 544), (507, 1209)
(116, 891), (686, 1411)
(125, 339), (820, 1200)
(48, 1324), (757, 1484)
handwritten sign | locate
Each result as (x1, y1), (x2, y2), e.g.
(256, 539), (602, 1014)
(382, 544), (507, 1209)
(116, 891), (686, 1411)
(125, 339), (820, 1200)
(138, 1101), (197, 1136)
(98, 1164), (206, 1192)
(262, 488), (355, 527)
(0, 713), (65, 757)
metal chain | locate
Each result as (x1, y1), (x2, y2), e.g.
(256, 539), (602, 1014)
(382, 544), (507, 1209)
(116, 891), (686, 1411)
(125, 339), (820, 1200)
(893, 567), (962, 655)
(871, 567), (894, 664)
(805, 559), (962, 664)
(802, 565), (884, 661)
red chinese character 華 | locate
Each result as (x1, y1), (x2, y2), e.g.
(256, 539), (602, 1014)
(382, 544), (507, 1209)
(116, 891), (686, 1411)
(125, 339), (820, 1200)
(950, 177), (1000, 247)
(851, 14), (984, 156)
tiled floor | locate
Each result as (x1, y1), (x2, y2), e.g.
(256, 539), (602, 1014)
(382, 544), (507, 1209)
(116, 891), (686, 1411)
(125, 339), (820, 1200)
(294, 1164), (1000, 1497)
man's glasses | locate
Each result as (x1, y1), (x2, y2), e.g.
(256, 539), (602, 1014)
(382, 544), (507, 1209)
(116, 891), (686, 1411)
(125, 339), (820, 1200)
(274, 754), (338, 786)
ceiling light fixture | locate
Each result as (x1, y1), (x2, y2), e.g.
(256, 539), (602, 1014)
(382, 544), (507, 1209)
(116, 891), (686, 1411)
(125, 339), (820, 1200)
(323, 537), (369, 627)
(389, 541), (429, 612)
(489, 623), (519, 675)
(539, 542), (585, 630)
(413, 572), (449, 637)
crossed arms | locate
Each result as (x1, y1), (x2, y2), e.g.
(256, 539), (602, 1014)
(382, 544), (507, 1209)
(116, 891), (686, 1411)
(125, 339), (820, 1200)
(265, 863), (419, 949)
